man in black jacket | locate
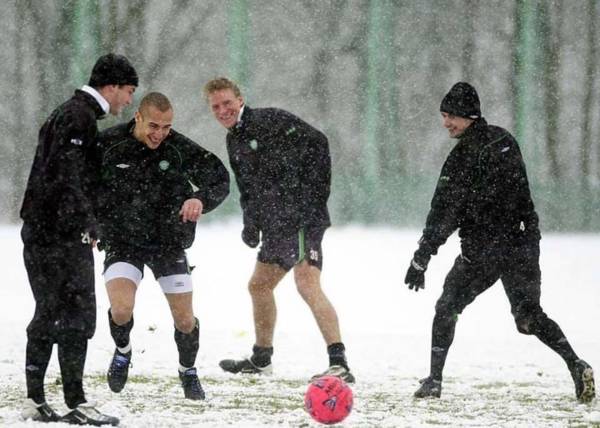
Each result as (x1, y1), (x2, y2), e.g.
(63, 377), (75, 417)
(20, 53), (137, 425)
(96, 92), (229, 400)
(203, 77), (353, 383)
(404, 82), (595, 403)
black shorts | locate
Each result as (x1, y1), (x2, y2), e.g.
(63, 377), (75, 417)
(258, 227), (325, 272)
(103, 244), (191, 279)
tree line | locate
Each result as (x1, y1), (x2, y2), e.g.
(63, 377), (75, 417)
(1, 0), (598, 230)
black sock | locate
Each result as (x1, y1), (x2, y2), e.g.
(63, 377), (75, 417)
(430, 311), (458, 381)
(327, 342), (349, 370)
(25, 336), (54, 404)
(174, 318), (199, 368)
(531, 317), (579, 367)
(250, 345), (273, 367)
(430, 346), (449, 381)
(57, 333), (88, 409)
(108, 309), (134, 349)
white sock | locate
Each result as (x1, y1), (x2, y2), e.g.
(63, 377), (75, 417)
(117, 343), (131, 354)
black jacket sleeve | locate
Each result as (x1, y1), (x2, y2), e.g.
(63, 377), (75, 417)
(226, 134), (259, 228)
(52, 110), (98, 238)
(269, 109), (331, 229)
(182, 139), (230, 214)
(298, 122), (331, 227)
(415, 144), (473, 263)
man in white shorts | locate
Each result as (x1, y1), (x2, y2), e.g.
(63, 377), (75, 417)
(95, 92), (230, 400)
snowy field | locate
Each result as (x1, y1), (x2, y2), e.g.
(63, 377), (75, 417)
(0, 222), (599, 427)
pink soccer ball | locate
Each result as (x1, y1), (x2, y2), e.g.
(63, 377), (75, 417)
(304, 375), (353, 425)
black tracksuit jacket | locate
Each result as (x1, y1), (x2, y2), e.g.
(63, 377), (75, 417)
(20, 89), (103, 338)
(96, 120), (230, 252)
(415, 118), (541, 263)
(20, 90), (103, 243)
(227, 106), (331, 234)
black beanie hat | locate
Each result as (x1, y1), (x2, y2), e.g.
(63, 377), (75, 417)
(440, 82), (481, 119)
(88, 53), (138, 88)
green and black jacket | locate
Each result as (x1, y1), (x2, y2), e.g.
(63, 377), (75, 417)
(226, 106), (331, 234)
(96, 120), (230, 252)
(20, 90), (104, 244)
(416, 118), (541, 263)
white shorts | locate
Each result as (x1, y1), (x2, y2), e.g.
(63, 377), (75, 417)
(104, 261), (193, 294)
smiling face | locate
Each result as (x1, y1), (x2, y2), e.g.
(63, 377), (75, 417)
(133, 104), (173, 150)
(207, 88), (244, 129)
(441, 112), (474, 138)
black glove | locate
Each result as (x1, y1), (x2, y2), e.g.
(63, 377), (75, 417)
(404, 258), (426, 292)
(241, 225), (260, 248)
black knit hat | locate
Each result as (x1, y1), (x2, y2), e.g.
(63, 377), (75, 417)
(88, 53), (138, 88)
(440, 82), (481, 119)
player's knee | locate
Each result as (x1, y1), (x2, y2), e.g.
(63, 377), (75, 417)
(434, 311), (457, 329)
(248, 279), (272, 297)
(434, 300), (456, 319)
(110, 305), (134, 325)
(515, 309), (546, 335)
(515, 316), (534, 334)
(515, 313), (539, 335)
(174, 316), (196, 334)
(295, 276), (319, 299)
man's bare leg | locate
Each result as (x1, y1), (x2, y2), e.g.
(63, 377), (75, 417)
(293, 261), (341, 345)
(249, 261), (287, 347)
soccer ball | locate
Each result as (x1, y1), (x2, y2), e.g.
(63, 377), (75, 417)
(304, 375), (353, 424)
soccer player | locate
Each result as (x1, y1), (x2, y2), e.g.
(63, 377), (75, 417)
(203, 77), (354, 383)
(20, 53), (137, 425)
(96, 92), (230, 400)
(404, 82), (596, 402)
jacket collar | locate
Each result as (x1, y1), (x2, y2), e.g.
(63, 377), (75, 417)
(229, 105), (252, 134)
(459, 117), (487, 141)
(74, 89), (107, 119)
(81, 85), (110, 115)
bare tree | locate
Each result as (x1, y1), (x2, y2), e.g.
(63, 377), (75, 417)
(540, 0), (563, 182)
(581, 0), (598, 229)
(461, 0), (477, 82)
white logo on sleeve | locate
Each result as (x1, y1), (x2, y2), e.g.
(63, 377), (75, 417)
(116, 164), (130, 169)
(501, 146), (510, 153)
(70, 138), (83, 146)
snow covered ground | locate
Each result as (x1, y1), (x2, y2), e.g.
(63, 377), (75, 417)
(0, 222), (598, 427)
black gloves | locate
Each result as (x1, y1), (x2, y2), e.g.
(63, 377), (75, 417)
(405, 258), (426, 292)
(241, 225), (260, 248)
(405, 237), (434, 292)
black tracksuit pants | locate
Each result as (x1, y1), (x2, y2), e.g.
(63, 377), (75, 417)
(22, 224), (96, 408)
(428, 239), (579, 381)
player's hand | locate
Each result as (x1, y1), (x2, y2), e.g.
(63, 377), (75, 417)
(405, 259), (426, 292)
(241, 225), (260, 248)
(180, 198), (203, 223)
